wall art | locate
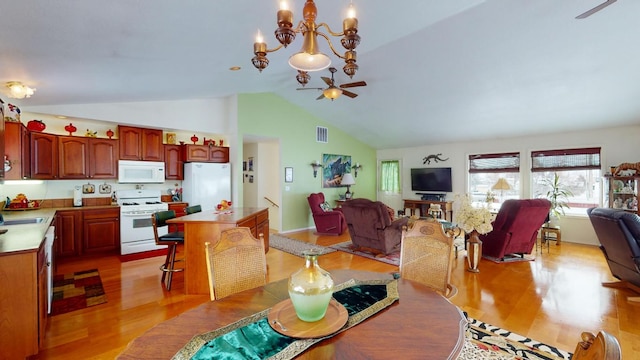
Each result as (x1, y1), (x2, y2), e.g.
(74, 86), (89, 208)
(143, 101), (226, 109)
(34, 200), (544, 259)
(322, 153), (352, 188)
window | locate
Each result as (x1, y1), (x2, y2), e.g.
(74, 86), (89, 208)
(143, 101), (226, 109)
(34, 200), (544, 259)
(531, 147), (601, 215)
(468, 152), (520, 206)
(380, 160), (400, 193)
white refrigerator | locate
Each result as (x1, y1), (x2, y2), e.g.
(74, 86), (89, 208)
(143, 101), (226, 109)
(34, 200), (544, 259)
(182, 163), (231, 211)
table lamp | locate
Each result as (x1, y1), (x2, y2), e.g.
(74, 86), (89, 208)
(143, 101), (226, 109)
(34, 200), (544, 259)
(492, 178), (512, 203)
(341, 173), (356, 199)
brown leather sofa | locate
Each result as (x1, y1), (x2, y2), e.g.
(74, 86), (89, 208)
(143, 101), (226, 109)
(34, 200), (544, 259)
(341, 198), (409, 255)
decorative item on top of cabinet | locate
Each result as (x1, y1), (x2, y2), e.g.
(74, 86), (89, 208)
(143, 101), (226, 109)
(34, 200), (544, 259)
(27, 119), (46, 132)
(64, 123), (77, 135)
(106, 129), (114, 139)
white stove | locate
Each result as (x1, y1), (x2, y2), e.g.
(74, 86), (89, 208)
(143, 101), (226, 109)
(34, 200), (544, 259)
(117, 189), (169, 255)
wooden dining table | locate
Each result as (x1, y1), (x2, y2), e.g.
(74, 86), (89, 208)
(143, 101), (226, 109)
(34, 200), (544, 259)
(117, 270), (467, 359)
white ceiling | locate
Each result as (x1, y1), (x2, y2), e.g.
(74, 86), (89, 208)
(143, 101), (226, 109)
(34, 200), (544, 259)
(2, 0), (639, 149)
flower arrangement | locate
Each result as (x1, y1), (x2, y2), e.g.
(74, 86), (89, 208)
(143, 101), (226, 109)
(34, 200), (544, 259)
(455, 194), (493, 235)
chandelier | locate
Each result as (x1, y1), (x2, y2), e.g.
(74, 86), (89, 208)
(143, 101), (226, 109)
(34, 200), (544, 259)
(6, 81), (36, 99)
(252, 0), (360, 78)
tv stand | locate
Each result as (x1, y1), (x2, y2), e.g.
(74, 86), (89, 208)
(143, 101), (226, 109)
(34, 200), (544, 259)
(403, 199), (453, 222)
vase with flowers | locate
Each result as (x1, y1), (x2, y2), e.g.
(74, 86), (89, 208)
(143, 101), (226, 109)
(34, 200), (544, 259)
(455, 194), (493, 273)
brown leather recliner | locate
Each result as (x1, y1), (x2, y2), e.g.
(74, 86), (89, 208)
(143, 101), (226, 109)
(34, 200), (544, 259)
(341, 198), (409, 255)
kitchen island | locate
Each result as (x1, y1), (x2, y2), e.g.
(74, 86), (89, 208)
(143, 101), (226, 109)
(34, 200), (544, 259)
(167, 207), (269, 295)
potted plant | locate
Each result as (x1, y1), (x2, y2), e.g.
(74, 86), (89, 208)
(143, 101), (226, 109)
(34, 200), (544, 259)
(542, 173), (573, 225)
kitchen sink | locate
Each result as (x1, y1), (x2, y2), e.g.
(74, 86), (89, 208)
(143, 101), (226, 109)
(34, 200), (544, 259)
(0, 217), (47, 226)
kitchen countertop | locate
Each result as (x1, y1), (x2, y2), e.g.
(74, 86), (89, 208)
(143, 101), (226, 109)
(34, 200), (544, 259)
(0, 205), (120, 256)
(0, 208), (57, 255)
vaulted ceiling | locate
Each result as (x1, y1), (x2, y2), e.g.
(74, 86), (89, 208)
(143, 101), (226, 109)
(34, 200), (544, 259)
(2, 1), (639, 149)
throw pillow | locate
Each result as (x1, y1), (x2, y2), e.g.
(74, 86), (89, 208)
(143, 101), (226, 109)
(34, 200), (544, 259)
(319, 202), (332, 212)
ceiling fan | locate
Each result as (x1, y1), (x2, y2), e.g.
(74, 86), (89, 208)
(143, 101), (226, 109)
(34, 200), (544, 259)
(297, 67), (367, 100)
(575, 0), (617, 19)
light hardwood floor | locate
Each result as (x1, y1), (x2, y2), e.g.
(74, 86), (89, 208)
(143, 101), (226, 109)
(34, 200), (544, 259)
(37, 230), (640, 359)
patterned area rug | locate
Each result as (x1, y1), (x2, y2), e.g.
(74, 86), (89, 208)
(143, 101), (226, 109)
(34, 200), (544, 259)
(330, 241), (400, 266)
(51, 269), (107, 316)
(461, 317), (572, 360)
(269, 234), (336, 257)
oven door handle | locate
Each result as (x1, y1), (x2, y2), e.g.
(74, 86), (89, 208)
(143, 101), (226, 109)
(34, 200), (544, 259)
(121, 212), (157, 217)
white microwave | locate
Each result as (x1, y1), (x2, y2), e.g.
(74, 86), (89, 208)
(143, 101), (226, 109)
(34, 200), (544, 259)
(118, 160), (165, 183)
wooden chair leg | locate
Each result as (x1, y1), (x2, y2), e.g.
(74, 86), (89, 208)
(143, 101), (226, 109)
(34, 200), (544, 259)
(161, 247), (171, 283)
(166, 244), (177, 290)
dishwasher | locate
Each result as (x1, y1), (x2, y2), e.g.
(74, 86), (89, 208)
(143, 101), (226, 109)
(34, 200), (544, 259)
(45, 225), (55, 314)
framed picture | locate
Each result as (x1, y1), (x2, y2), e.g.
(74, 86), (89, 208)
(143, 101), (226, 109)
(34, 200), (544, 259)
(322, 153), (352, 188)
(243, 161), (247, 171)
(285, 167), (293, 183)
(249, 175), (254, 183)
(166, 133), (177, 145)
(248, 157), (254, 171)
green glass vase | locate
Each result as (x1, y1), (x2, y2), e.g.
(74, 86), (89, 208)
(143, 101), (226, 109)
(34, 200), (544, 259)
(288, 250), (334, 322)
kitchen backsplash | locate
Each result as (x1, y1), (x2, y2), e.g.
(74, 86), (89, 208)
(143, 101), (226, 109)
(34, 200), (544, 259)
(0, 179), (182, 204)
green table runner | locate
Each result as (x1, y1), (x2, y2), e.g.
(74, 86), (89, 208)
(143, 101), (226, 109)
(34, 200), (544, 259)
(173, 278), (399, 360)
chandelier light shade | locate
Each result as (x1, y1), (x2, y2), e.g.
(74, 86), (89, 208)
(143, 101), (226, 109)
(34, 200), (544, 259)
(6, 81), (36, 99)
(252, 0), (360, 77)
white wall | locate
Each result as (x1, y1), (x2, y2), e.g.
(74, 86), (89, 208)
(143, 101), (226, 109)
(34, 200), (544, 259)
(377, 124), (640, 245)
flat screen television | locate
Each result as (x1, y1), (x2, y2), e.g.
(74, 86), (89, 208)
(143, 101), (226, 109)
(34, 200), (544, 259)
(410, 167), (453, 193)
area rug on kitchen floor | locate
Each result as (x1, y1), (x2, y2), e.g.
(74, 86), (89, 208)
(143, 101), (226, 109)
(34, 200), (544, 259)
(460, 317), (572, 360)
(51, 269), (107, 316)
(330, 241), (400, 266)
(269, 234), (335, 257)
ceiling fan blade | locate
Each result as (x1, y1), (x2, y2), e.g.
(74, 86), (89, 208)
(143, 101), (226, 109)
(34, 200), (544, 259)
(340, 81), (367, 89)
(576, 0), (617, 19)
(321, 77), (333, 86)
(296, 87), (323, 91)
(342, 90), (358, 98)
(316, 94), (325, 100)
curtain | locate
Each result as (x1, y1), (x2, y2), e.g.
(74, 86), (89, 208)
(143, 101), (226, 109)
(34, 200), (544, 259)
(380, 160), (400, 193)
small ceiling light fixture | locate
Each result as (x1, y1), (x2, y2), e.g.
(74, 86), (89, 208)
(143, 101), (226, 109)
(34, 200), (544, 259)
(6, 81), (36, 99)
(252, 0), (360, 78)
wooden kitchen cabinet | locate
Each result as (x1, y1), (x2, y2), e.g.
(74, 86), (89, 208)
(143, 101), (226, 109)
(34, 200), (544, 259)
(31, 132), (59, 179)
(164, 144), (183, 180)
(82, 208), (120, 254)
(118, 125), (164, 161)
(0, 242), (47, 359)
(236, 208), (270, 252)
(182, 144), (229, 163)
(55, 210), (82, 258)
(4, 121), (31, 179)
(58, 136), (118, 179)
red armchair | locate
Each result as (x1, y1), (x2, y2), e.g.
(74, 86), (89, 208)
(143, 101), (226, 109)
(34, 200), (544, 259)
(480, 199), (551, 260)
(307, 193), (347, 235)
(340, 198), (409, 255)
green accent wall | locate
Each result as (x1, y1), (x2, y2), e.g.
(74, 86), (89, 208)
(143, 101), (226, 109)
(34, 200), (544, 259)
(237, 93), (375, 231)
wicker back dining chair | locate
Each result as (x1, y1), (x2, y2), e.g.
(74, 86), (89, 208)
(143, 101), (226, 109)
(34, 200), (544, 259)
(152, 210), (185, 290)
(400, 219), (457, 298)
(204, 227), (267, 301)
(572, 331), (621, 360)
(185, 204), (202, 214)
